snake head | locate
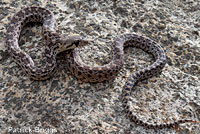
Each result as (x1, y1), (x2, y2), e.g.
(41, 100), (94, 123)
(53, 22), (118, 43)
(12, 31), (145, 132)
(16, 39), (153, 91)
(71, 35), (89, 48)
(55, 35), (89, 53)
(63, 35), (89, 50)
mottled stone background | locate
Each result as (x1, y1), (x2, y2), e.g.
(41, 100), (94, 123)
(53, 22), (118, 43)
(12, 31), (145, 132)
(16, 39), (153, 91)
(0, 0), (199, 134)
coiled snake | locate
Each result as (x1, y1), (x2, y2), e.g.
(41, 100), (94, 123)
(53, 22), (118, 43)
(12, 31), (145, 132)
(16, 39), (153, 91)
(6, 6), (199, 129)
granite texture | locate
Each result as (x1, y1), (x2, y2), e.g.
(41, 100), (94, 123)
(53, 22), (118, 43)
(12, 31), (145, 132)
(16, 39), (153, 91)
(0, 0), (199, 134)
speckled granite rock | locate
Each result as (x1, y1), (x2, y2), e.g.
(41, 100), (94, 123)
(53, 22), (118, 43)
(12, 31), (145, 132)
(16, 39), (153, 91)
(0, 0), (199, 134)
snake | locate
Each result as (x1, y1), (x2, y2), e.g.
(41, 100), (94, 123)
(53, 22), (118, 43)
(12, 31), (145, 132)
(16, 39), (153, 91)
(6, 6), (199, 129)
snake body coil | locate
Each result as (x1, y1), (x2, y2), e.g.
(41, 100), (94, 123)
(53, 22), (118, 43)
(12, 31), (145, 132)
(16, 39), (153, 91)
(6, 6), (88, 80)
(6, 6), (199, 129)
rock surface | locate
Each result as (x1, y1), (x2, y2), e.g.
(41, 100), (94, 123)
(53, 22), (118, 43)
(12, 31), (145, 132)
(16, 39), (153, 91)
(0, 0), (199, 134)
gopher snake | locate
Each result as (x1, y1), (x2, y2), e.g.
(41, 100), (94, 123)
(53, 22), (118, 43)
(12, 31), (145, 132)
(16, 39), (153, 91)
(6, 6), (199, 129)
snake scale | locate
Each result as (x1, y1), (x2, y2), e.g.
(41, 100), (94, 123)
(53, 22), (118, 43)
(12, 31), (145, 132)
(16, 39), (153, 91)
(6, 6), (199, 129)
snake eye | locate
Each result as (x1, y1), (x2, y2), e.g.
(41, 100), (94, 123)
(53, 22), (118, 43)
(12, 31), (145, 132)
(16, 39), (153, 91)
(73, 40), (80, 46)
